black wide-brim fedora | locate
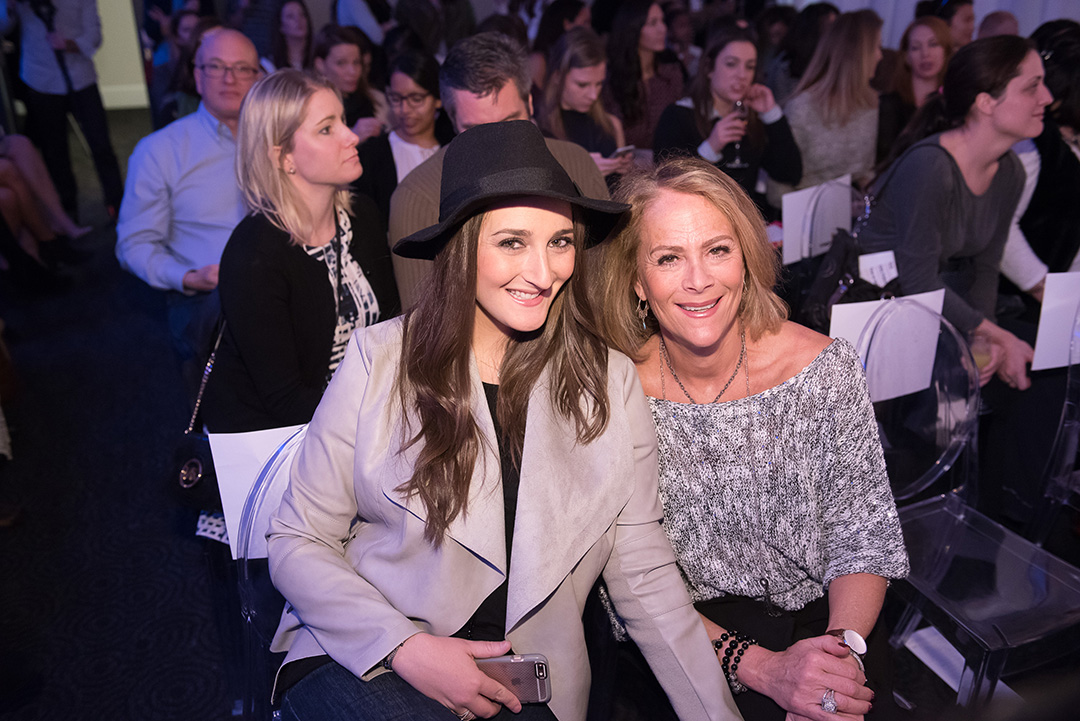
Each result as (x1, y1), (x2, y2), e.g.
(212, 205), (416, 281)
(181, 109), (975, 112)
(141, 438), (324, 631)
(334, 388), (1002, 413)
(393, 120), (630, 260)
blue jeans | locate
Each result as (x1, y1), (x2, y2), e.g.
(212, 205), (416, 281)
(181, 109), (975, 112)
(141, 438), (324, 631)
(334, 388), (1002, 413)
(281, 661), (558, 721)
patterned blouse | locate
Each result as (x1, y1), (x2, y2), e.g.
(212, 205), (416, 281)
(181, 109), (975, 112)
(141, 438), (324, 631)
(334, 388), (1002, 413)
(648, 338), (909, 612)
(303, 209), (380, 384)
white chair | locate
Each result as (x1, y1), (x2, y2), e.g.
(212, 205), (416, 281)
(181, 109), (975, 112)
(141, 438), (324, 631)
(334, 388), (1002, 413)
(236, 425), (308, 720)
(856, 298), (1080, 709)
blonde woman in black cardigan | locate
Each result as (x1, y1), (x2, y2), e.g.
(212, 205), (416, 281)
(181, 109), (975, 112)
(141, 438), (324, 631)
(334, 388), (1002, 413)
(202, 70), (399, 433)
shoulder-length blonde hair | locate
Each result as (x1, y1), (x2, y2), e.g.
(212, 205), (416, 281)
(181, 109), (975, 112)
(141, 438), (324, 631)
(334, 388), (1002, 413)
(596, 156), (787, 361)
(895, 16), (953, 107)
(236, 69), (351, 244)
(541, 26), (615, 141)
(792, 9), (883, 126)
(397, 204), (610, 546)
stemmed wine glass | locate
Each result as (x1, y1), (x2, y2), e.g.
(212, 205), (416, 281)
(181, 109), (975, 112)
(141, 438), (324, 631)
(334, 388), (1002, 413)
(725, 99), (749, 169)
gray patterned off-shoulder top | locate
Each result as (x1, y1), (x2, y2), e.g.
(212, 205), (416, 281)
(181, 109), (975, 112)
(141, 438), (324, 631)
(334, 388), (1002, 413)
(648, 338), (909, 612)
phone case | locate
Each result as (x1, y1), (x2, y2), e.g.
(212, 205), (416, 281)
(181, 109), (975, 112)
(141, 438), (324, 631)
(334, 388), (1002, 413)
(476, 654), (551, 704)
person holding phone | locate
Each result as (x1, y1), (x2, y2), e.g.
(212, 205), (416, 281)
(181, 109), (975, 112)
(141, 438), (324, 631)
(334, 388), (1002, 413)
(267, 121), (742, 721)
(653, 24), (801, 220)
(539, 26), (633, 184)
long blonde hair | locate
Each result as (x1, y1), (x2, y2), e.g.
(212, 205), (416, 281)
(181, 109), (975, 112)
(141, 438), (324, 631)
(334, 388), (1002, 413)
(792, 9), (883, 126)
(596, 156), (787, 361)
(236, 69), (351, 243)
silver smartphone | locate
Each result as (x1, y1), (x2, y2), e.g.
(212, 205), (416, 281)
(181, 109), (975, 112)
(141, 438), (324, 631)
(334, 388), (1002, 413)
(609, 144), (636, 159)
(476, 654), (551, 704)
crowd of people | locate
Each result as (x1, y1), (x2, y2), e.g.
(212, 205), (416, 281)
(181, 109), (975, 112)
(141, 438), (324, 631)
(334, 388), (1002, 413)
(1, 0), (1078, 719)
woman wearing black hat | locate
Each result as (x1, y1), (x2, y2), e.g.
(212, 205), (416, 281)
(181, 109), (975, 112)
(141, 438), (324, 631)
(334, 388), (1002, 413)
(265, 121), (741, 721)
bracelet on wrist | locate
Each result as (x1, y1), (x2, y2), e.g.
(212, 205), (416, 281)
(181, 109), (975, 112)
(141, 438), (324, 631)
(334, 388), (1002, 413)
(712, 631), (756, 694)
(381, 639), (408, 672)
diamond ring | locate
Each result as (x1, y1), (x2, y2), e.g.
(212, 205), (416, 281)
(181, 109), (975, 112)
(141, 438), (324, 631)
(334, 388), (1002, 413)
(821, 688), (838, 714)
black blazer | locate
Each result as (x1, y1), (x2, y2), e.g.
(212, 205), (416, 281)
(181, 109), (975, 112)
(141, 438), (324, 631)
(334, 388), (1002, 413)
(202, 195), (400, 433)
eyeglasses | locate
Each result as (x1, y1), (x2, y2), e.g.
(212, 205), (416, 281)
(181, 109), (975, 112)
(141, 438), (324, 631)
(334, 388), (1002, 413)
(386, 91), (432, 108)
(196, 62), (260, 80)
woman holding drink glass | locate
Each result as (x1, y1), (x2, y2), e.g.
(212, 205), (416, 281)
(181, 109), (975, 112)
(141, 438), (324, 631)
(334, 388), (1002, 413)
(654, 25), (801, 220)
(860, 35), (1052, 391)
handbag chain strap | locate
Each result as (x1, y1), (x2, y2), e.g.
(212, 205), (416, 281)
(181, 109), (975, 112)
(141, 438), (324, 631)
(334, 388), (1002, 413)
(185, 323), (226, 435)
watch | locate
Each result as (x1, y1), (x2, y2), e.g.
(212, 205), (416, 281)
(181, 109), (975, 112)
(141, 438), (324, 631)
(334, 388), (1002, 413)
(826, 628), (867, 674)
(382, 639), (407, 671)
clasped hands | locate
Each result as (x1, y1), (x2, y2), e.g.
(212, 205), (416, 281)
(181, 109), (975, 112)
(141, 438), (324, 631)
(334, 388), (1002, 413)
(745, 634), (874, 721)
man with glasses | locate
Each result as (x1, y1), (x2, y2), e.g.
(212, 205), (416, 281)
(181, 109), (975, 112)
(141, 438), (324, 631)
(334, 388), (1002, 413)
(116, 28), (261, 400)
(388, 32), (608, 309)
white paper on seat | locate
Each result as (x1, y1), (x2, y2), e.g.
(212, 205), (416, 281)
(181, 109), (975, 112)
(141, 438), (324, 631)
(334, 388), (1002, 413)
(210, 425), (305, 559)
(1031, 272), (1080, 371)
(781, 174), (851, 266)
(829, 289), (945, 402)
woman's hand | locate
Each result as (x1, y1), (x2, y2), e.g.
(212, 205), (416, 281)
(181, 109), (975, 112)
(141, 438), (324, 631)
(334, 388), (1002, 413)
(390, 634), (523, 719)
(706, 113), (748, 154)
(351, 116), (384, 145)
(972, 320), (1033, 390)
(738, 636), (873, 721)
(744, 83), (777, 115)
(590, 152), (633, 177)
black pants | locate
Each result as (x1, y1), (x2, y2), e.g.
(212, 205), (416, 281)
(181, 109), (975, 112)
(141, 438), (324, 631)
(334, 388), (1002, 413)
(23, 83), (124, 216)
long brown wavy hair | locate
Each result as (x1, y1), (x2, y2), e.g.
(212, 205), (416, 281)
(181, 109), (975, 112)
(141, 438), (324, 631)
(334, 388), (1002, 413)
(396, 206), (611, 545)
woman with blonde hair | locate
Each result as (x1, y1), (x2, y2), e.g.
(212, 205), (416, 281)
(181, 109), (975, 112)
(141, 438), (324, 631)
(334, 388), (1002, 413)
(202, 69), (399, 433)
(878, 16), (952, 163)
(540, 26), (632, 182)
(597, 155), (908, 720)
(780, 9), (883, 191)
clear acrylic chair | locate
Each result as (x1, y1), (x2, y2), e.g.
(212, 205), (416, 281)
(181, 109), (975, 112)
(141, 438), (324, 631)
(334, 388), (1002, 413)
(855, 298), (1080, 709)
(1026, 299), (1080, 546)
(237, 425), (308, 720)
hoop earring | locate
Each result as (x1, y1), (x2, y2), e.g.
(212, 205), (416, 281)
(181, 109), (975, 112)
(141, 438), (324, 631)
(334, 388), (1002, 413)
(637, 298), (649, 331)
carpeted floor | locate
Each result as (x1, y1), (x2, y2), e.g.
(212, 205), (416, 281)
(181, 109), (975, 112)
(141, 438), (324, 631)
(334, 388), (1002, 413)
(0, 108), (236, 720)
(0, 107), (1078, 721)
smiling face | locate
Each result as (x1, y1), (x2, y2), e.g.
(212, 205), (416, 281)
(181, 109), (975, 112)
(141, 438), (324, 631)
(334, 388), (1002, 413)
(638, 3), (667, 55)
(709, 41), (757, 108)
(474, 197), (576, 344)
(315, 43), (362, 95)
(560, 63), (605, 114)
(388, 71), (440, 142)
(988, 50), (1054, 141)
(282, 88), (362, 197)
(906, 24), (946, 82)
(634, 189), (744, 355)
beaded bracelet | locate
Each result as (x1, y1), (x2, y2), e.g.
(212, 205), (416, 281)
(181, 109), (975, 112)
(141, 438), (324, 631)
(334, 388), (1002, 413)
(712, 631), (756, 694)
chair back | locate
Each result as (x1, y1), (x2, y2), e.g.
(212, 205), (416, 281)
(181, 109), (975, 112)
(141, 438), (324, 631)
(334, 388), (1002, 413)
(1029, 300), (1080, 543)
(855, 298), (980, 502)
(800, 177), (852, 260)
(238, 425), (307, 643)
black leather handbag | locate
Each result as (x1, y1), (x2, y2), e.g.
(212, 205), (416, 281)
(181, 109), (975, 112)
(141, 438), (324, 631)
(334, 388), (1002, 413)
(169, 325), (224, 511)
